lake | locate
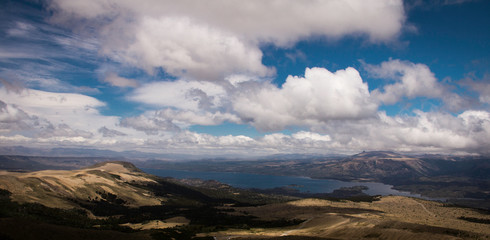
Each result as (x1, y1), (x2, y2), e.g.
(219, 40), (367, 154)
(143, 168), (431, 199)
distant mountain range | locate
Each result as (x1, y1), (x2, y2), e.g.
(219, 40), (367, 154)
(137, 150), (490, 207)
(0, 146), (194, 160)
(1, 147), (489, 209)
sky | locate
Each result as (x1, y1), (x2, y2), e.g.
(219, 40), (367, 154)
(0, 0), (489, 157)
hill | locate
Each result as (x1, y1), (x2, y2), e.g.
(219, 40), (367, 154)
(0, 161), (163, 209)
(0, 161), (489, 239)
(0, 159), (490, 240)
(207, 196), (490, 239)
(138, 151), (490, 203)
(0, 161), (296, 239)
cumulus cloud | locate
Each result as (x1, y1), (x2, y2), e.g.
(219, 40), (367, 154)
(292, 131), (332, 142)
(258, 132), (334, 152)
(0, 86), (154, 149)
(48, 0), (405, 81)
(127, 79), (241, 133)
(233, 67), (377, 131)
(103, 72), (139, 88)
(365, 59), (445, 104)
(129, 80), (227, 110)
(365, 59), (476, 111)
(310, 110), (490, 155)
(0, 87), (107, 130)
(136, 130), (334, 156)
(119, 108), (240, 135)
(121, 17), (272, 80)
(0, 87), (125, 141)
(5, 1), (488, 156)
(3, 85), (489, 155)
(0, 99), (94, 139)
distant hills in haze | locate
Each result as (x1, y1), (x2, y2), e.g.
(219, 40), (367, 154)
(1, 146), (489, 209)
(0, 146), (196, 160)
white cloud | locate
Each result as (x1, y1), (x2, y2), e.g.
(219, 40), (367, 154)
(133, 131), (332, 156)
(129, 80), (227, 111)
(292, 131), (331, 142)
(0, 100), (36, 132)
(119, 114), (180, 135)
(233, 67), (377, 131)
(0, 86), (153, 150)
(0, 87), (126, 138)
(118, 108), (240, 135)
(98, 126), (127, 137)
(366, 59), (445, 104)
(156, 109), (241, 126)
(49, 0), (406, 81)
(0, 87), (106, 130)
(461, 76), (490, 104)
(50, 0), (405, 44)
(0, 99), (94, 139)
(2, 85), (489, 155)
(310, 110), (490, 155)
(365, 59), (475, 111)
(5, 1), (489, 156)
(38, 123), (94, 139)
(103, 72), (139, 88)
(119, 16), (272, 80)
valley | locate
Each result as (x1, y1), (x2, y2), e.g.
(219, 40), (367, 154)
(138, 151), (490, 208)
(0, 160), (489, 239)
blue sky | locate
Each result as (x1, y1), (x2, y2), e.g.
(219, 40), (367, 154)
(0, 0), (489, 156)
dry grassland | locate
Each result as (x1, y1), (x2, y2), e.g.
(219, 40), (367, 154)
(0, 162), (164, 209)
(208, 197), (490, 240)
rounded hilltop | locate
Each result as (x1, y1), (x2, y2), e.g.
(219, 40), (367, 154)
(84, 161), (142, 173)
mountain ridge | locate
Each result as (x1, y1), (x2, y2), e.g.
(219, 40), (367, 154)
(0, 161), (163, 209)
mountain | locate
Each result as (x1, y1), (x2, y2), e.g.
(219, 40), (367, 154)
(0, 155), (120, 171)
(326, 151), (433, 182)
(0, 161), (164, 209)
(0, 146), (260, 161)
(1, 150), (490, 205)
(350, 151), (409, 159)
(0, 146), (203, 160)
(1, 161), (489, 240)
(137, 151), (490, 203)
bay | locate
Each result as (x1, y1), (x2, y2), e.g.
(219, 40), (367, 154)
(143, 168), (431, 199)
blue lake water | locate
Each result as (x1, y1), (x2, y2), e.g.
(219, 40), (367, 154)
(143, 168), (430, 199)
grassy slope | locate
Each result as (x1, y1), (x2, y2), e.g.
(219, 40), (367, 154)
(0, 161), (165, 209)
(207, 197), (490, 240)
(1, 161), (489, 240)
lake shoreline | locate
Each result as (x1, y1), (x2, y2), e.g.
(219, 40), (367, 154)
(142, 168), (445, 201)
